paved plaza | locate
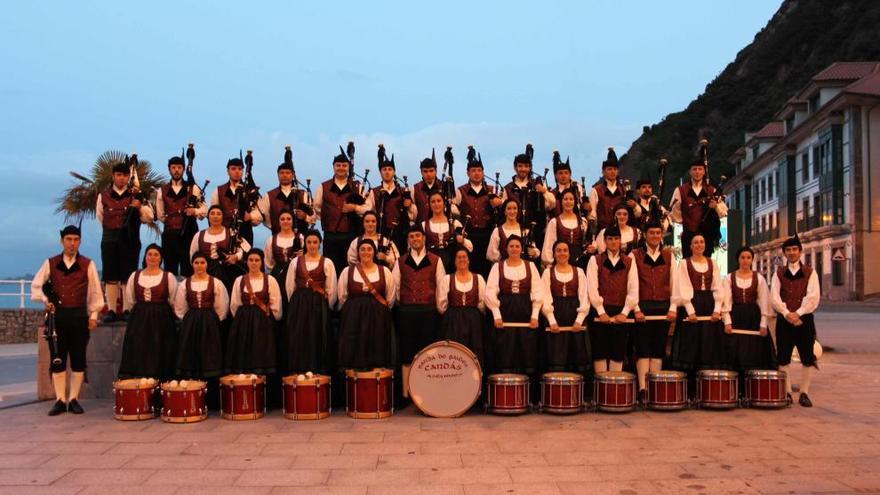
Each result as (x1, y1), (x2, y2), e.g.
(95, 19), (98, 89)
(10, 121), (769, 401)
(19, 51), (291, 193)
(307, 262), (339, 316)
(0, 312), (878, 494)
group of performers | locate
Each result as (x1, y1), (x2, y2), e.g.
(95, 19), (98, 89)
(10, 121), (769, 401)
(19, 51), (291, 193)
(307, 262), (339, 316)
(31, 140), (821, 417)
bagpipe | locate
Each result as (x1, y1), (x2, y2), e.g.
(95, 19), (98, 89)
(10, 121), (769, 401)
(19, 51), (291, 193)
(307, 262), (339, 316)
(181, 143), (210, 237)
(695, 139), (728, 249)
(42, 280), (62, 368)
(337, 141), (370, 232)
(282, 145), (315, 230)
(576, 175), (598, 265)
(123, 153), (147, 245)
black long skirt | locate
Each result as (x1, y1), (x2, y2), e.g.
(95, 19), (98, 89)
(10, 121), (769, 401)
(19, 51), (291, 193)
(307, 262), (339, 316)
(338, 294), (394, 370)
(225, 306), (277, 375)
(175, 308), (223, 379)
(395, 305), (439, 364)
(671, 290), (726, 370)
(492, 293), (537, 373)
(118, 302), (177, 380)
(727, 302), (776, 370)
(542, 296), (590, 373)
(284, 287), (331, 374)
(588, 305), (629, 362)
(440, 306), (486, 367)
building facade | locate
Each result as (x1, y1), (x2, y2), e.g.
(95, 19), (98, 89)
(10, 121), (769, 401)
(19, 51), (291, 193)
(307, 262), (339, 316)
(725, 62), (880, 301)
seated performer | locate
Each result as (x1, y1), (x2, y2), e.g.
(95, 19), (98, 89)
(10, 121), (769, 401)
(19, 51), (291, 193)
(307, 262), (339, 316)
(594, 204), (640, 255)
(542, 189), (592, 269)
(540, 240), (590, 374)
(118, 244), (178, 381)
(586, 225), (639, 373)
(485, 235), (544, 377)
(437, 247), (487, 366)
(487, 199), (540, 264)
(174, 252), (229, 380)
(31, 225), (104, 416)
(347, 211), (400, 268)
(226, 249), (282, 376)
(670, 234), (725, 373)
(284, 230), (338, 375)
(190, 205), (251, 293)
(770, 235), (820, 407)
(722, 246), (775, 376)
(422, 191), (472, 274)
(630, 220), (677, 403)
(337, 239), (396, 371)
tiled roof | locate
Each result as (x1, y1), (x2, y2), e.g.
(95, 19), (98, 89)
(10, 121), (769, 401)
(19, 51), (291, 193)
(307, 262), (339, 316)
(844, 70), (880, 97)
(752, 121), (786, 139)
(812, 62), (879, 81)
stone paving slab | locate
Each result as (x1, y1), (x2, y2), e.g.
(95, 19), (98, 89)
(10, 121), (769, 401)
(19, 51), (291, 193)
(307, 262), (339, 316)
(1, 313), (879, 494)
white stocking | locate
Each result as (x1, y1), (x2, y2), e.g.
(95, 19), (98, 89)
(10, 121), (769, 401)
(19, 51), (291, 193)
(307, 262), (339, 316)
(609, 360), (624, 372)
(51, 372), (67, 403)
(800, 366), (814, 395)
(70, 372), (85, 400)
(636, 359), (650, 390)
(593, 360), (608, 373)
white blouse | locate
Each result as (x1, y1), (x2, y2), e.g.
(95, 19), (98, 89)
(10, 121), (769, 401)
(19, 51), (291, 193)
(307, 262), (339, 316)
(263, 233), (302, 270)
(541, 215), (589, 266)
(284, 256), (338, 308)
(347, 235), (400, 268)
(721, 271), (771, 328)
(540, 266), (590, 327)
(484, 260), (544, 321)
(123, 271), (178, 311)
(437, 273), (486, 314)
(337, 265), (397, 308)
(189, 228), (252, 261)
(230, 274), (283, 320)
(173, 276), (229, 320)
(585, 252), (639, 316)
(673, 258), (723, 316)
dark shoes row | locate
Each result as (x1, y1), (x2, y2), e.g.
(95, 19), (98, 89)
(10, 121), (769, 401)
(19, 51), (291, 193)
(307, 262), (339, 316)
(102, 311), (130, 324)
(47, 399), (84, 416)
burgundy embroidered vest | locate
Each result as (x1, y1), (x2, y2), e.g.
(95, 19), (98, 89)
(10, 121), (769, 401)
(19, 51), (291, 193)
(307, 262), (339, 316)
(594, 182), (623, 231)
(48, 254), (91, 309)
(100, 188), (132, 229)
(457, 184), (493, 229)
(549, 266), (579, 298)
(633, 248), (672, 302)
(678, 183), (716, 233)
(347, 266), (386, 299)
(161, 183), (189, 231)
(686, 258), (714, 292)
(320, 179), (357, 233)
(398, 253), (439, 305)
(185, 276), (215, 309)
(134, 270), (169, 303)
(730, 272), (758, 304)
(295, 257), (327, 292)
(596, 253), (631, 307)
(777, 265), (813, 313)
(499, 261), (532, 295)
(448, 274), (480, 308)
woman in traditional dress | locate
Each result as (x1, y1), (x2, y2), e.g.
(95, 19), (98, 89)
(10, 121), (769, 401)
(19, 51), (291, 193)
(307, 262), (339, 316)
(540, 240), (590, 374)
(174, 252), (229, 380)
(437, 246), (486, 366)
(118, 244), (178, 380)
(347, 210), (400, 268)
(542, 189), (592, 269)
(263, 209), (303, 315)
(423, 191), (472, 273)
(722, 246), (775, 372)
(190, 205), (250, 293)
(284, 230), (337, 374)
(594, 204), (641, 255)
(337, 239), (396, 370)
(486, 199), (540, 264)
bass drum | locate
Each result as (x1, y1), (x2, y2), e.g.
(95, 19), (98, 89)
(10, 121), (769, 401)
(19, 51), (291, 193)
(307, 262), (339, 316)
(407, 340), (482, 418)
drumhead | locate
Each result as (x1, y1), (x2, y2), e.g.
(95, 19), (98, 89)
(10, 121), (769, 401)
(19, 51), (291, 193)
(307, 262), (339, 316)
(697, 369), (738, 379)
(220, 374), (266, 386)
(114, 378), (158, 389)
(746, 369), (785, 379)
(646, 370), (686, 381)
(345, 368), (393, 380)
(488, 373), (529, 385)
(595, 371), (635, 383)
(542, 372), (583, 384)
(408, 340), (482, 418)
(161, 380), (207, 392)
(282, 374), (331, 386)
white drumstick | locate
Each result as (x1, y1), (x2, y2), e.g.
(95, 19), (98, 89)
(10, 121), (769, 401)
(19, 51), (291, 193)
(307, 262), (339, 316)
(730, 329), (762, 336)
(544, 326), (583, 332)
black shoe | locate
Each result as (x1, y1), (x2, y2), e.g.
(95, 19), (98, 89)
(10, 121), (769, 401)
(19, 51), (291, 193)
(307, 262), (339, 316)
(638, 389), (648, 408)
(102, 312), (117, 324)
(786, 393), (793, 406)
(798, 393), (813, 408)
(120, 311), (130, 322)
(48, 400), (67, 416)
(67, 399), (84, 414)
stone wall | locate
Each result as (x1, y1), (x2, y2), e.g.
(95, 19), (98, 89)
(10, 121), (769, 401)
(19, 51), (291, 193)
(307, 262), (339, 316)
(0, 309), (42, 344)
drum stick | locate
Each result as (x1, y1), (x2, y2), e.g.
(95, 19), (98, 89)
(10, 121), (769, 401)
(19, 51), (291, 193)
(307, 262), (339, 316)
(544, 326), (584, 332)
(502, 322), (533, 328)
(591, 316), (669, 323)
(730, 329), (762, 336)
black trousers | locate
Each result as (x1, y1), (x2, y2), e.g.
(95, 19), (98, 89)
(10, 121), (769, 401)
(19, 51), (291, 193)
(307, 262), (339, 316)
(324, 231), (358, 275)
(51, 308), (90, 373)
(162, 230), (195, 277)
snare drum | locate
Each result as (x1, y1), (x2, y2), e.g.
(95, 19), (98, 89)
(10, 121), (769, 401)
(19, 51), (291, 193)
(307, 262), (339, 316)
(745, 369), (788, 408)
(220, 374), (266, 420)
(160, 380), (208, 423)
(113, 378), (159, 421)
(345, 368), (393, 419)
(486, 373), (530, 415)
(282, 374), (331, 420)
(696, 370), (739, 409)
(594, 371), (636, 413)
(408, 341), (482, 418)
(646, 370), (688, 411)
(540, 372), (583, 414)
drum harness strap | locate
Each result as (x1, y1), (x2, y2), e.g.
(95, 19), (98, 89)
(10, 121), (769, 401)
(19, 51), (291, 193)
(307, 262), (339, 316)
(356, 265), (389, 307)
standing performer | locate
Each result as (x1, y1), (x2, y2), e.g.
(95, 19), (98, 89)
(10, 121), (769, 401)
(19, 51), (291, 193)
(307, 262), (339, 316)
(670, 234), (725, 373)
(284, 230), (338, 374)
(542, 189), (591, 269)
(423, 191), (473, 273)
(31, 225), (104, 416)
(263, 210), (303, 314)
(337, 239), (396, 370)
(259, 152), (316, 235)
(770, 235), (820, 407)
(670, 158), (728, 258)
(226, 249), (282, 375)
(547, 150), (586, 218)
(541, 240), (590, 374)
(118, 244), (179, 381)
(503, 144), (555, 249)
(98, 158), (154, 323)
(411, 152), (443, 223)
(632, 177), (668, 233)
(722, 246), (775, 382)
(347, 211), (400, 268)
(586, 226), (639, 373)
(630, 220), (678, 402)
(437, 247), (487, 366)
(452, 146), (502, 277)
(367, 144), (416, 251)
(595, 204), (641, 255)
(589, 147), (627, 232)
(314, 147), (369, 274)
(487, 199), (540, 264)
(174, 252), (229, 380)
(485, 236), (544, 377)
(211, 157), (262, 247)
(190, 205), (250, 293)
(156, 153), (207, 277)
(393, 225), (446, 399)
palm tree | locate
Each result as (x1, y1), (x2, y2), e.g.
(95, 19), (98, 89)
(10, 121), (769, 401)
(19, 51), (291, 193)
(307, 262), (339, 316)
(55, 150), (165, 236)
